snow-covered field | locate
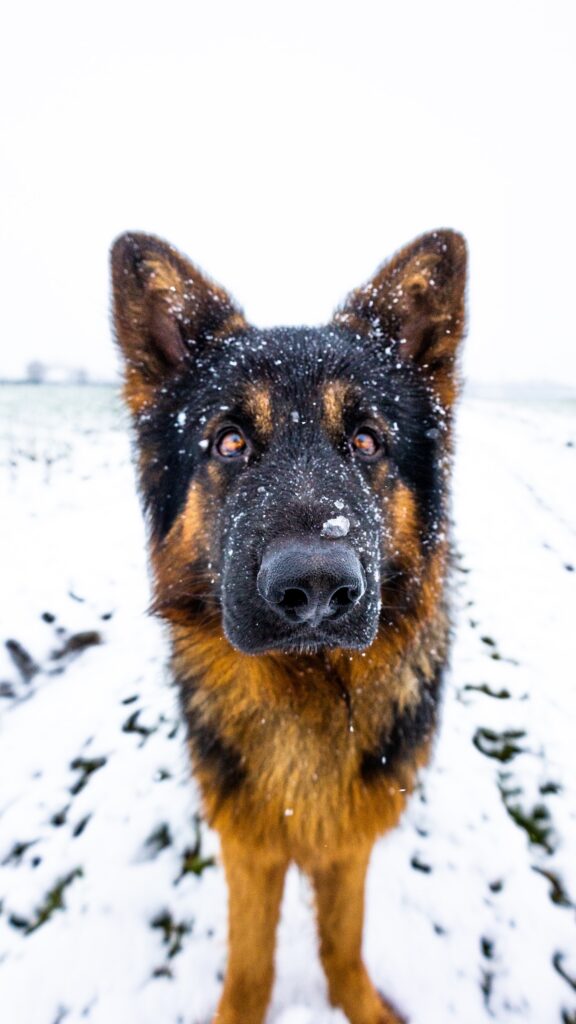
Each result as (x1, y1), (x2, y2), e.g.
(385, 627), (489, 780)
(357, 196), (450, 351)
(0, 384), (574, 1024)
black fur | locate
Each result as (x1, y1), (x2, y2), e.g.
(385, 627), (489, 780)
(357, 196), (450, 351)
(360, 665), (444, 782)
(175, 674), (245, 797)
(188, 714), (246, 798)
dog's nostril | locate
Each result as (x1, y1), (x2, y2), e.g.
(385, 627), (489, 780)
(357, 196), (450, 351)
(279, 587), (309, 612)
(330, 585), (361, 611)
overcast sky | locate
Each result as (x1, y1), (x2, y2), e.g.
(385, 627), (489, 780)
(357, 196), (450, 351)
(1, 0), (574, 385)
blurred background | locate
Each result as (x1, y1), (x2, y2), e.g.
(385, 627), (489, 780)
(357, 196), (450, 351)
(1, 0), (574, 391)
(1, 5), (575, 1024)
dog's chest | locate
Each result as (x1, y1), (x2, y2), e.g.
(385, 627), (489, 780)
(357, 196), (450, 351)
(187, 667), (414, 852)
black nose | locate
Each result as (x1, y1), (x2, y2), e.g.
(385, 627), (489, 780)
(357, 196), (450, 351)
(256, 540), (366, 626)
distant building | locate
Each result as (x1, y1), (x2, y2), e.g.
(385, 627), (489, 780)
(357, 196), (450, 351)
(25, 362), (90, 384)
(26, 360), (46, 384)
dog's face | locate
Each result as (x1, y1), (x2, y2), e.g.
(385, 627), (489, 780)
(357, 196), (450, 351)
(111, 231), (466, 655)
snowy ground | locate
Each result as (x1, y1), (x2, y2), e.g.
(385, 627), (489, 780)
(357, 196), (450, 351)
(0, 384), (574, 1024)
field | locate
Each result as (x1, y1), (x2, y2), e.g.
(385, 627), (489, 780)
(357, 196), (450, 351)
(0, 384), (574, 1024)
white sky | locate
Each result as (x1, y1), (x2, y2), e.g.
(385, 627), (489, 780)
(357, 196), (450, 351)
(1, 0), (575, 385)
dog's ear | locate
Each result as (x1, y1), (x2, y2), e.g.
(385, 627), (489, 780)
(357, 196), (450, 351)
(111, 232), (246, 411)
(335, 230), (467, 404)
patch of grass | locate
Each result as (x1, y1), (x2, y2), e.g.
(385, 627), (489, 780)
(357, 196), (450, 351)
(51, 631), (102, 659)
(122, 710), (158, 742)
(28, 869), (83, 933)
(410, 854), (432, 874)
(51, 806), (69, 827)
(145, 823), (172, 856)
(72, 815), (91, 838)
(480, 969), (494, 1011)
(554, 952), (576, 992)
(5, 638), (39, 682)
(464, 683), (511, 699)
(152, 965), (173, 979)
(2, 839), (39, 865)
(69, 756), (107, 795)
(532, 867), (573, 908)
(178, 815), (215, 880)
(150, 910), (192, 959)
(498, 774), (555, 853)
(540, 781), (562, 795)
(508, 803), (553, 852)
(477, 635), (519, 665)
(9, 913), (28, 930)
(473, 727), (526, 762)
(480, 938), (496, 1016)
(480, 635), (497, 647)
(10, 868), (83, 934)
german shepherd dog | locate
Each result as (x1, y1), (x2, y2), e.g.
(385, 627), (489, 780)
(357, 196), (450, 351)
(111, 229), (467, 1024)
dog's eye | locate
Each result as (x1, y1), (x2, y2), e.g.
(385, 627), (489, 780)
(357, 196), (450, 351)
(350, 428), (382, 460)
(215, 429), (248, 459)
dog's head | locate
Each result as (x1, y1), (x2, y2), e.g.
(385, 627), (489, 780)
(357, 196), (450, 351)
(111, 230), (466, 655)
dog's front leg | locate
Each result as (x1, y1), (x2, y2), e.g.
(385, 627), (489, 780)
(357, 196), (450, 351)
(213, 838), (288, 1024)
(308, 847), (406, 1024)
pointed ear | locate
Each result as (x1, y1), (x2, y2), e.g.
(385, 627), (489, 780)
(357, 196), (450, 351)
(335, 230), (467, 403)
(111, 232), (246, 411)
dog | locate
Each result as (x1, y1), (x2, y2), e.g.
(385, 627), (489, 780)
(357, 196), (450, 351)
(111, 228), (467, 1024)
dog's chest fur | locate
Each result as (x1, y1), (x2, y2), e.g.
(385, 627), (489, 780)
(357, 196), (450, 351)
(172, 594), (449, 857)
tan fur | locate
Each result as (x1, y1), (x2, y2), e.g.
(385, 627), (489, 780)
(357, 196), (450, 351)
(310, 850), (407, 1024)
(214, 843), (289, 1024)
(323, 381), (351, 437)
(334, 230), (467, 408)
(244, 383), (274, 438)
(110, 233), (247, 415)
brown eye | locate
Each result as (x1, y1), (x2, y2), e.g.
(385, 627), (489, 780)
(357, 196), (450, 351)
(351, 428), (381, 459)
(215, 429), (247, 459)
